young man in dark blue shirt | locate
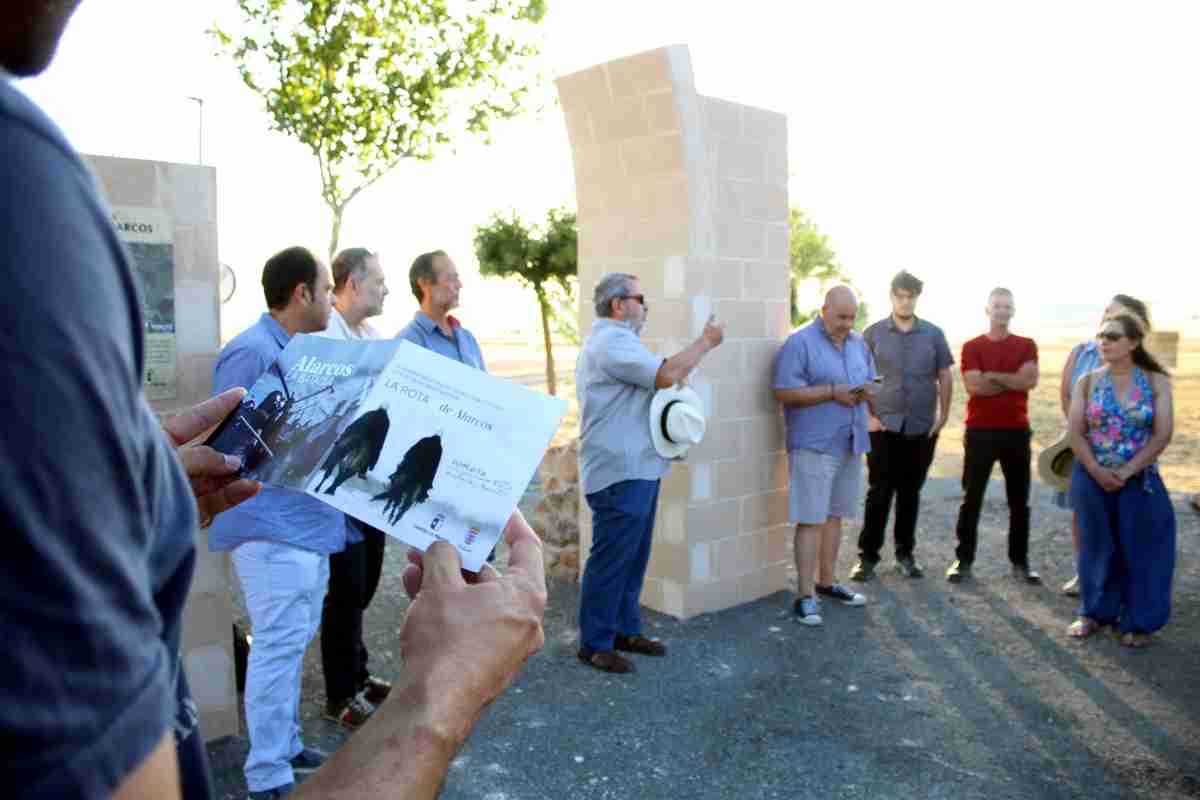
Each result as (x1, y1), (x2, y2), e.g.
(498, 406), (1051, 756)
(851, 270), (954, 581)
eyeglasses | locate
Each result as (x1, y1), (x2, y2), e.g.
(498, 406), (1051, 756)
(619, 294), (647, 308)
(1097, 331), (1125, 342)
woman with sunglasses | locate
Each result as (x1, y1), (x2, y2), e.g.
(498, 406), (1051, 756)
(1066, 313), (1175, 648)
(1054, 295), (1151, 596)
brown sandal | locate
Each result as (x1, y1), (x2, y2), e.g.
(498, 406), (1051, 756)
(1120, 632), (1152, 649)
(1067, 618), (1101, 638)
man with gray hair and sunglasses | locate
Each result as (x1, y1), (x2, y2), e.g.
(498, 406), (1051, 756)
(575, 272), (725, 674)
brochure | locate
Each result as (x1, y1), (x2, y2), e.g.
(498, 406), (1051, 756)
(206, 336), (567, 571)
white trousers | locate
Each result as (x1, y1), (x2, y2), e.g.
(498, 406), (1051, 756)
(232, 540), (329, 792)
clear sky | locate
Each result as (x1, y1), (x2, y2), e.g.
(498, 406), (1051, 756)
(18, 0), (1200, 343)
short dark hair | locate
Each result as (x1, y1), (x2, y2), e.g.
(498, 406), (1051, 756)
(409, 250), (448, 303)
(262, 246), (319, 310)
(890, 270), (924, 295)
(332, 247), (373, 292)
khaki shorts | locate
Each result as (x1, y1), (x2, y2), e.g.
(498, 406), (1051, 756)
(788, 448), (862, 525)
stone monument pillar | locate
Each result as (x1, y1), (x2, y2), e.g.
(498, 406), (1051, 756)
(85, 155), (238, 740)
(557, 46), (793, 618)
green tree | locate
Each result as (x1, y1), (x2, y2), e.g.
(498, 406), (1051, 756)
(789, 207), (867, 328)
(474, 208), (577, 396)
(211, 0), (547, 260)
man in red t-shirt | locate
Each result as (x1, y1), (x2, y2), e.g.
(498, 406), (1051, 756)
(948, 288), (1043, 584)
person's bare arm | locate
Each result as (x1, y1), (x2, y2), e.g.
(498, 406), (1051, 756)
(1114, 374), (1174, 481)
(930, 366), (953, 436)
(295, 513), (547, 800)
(112, 733), (181, 800)
(1059, 348), (1080, 418)
(963, 369), (1003, 397)
(656, 316), (725, 389)
(986, 360), (1038, 392)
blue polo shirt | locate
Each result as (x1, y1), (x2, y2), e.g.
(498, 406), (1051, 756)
(0, 78), (211, 798)
(396, 311), (487, 370)
(208, 313), (350, 554)
(773, 318), (876, 457)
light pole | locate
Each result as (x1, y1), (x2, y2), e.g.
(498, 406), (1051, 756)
(186, 96), (204, 165)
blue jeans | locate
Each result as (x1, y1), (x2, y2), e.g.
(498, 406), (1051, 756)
(1070, 462), (1176, 634)
(233, 541), (329, 792)
(579, 479), (660, 652)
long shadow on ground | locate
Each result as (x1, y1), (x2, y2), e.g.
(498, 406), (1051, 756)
(208, 476), (1200, 800)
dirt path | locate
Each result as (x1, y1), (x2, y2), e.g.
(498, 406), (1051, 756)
(208, 475), (1200, 799)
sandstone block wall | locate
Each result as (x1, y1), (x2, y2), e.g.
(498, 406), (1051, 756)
(86, 155), (237, 741)
(557, 46), (792, 618)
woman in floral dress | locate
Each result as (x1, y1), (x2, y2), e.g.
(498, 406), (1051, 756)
(1054, 294), (1150, 596)
(1066, 313), (1175, 648)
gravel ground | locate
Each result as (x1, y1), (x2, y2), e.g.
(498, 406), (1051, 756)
(209, 475), (1200, 799)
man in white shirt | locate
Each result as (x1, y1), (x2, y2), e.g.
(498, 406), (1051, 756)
(317, 247), (393, 729)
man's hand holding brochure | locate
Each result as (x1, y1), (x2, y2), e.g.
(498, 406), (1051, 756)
(206, 336), (567, 571)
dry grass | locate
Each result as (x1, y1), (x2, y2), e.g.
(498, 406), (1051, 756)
(492, 338), (1200, 493)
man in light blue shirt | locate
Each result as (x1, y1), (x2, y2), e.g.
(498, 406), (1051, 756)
(396, 250), (486, 371)
(396, 249), (498, 564)
(210, 246), (346, 799)
(773, 286), (875, 626)
(576, 273), (724, 674)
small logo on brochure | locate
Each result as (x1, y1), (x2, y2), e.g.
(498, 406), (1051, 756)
(429, 513), (446, 532)
(464, 526), (480, 546)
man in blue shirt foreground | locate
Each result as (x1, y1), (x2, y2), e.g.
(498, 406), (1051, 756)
(773, 286), (873, 626)
(0, 4), (548, 798)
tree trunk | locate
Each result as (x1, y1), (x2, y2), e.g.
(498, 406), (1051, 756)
(327, 205), (344, 263)
(535, 284), (557, 396)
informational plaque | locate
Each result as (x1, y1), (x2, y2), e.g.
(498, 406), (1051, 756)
(112, 206), (177, 401)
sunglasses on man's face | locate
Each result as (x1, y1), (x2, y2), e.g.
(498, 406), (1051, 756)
(1097, 331), (1126, 342)
(620, 294), (647, 308)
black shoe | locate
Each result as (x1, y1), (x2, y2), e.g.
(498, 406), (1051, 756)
(289, 748), (326, 774)
(816, 583), (867, 606)
(1011, 564), (1042, 585)
(849, 559), (876, 582)
(248, 784), (294, 800)
(946, 560), (971, 583)
(895, 556), (924, 578)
